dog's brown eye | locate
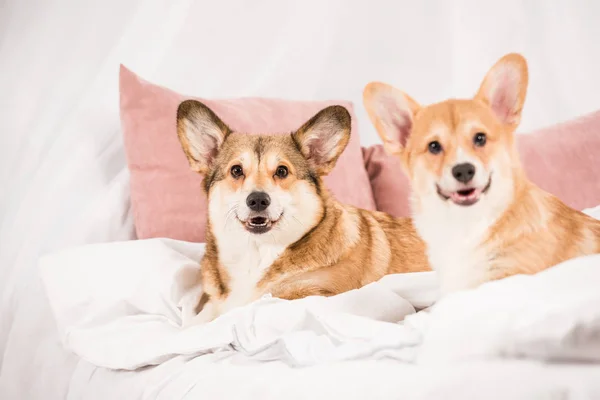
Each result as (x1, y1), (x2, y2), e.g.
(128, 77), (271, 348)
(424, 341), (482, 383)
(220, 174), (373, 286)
(275, 165), (288, 178)
(428, 141), (443, 155)
(230, 165), (244, 178)
(474, 132), (487, 147)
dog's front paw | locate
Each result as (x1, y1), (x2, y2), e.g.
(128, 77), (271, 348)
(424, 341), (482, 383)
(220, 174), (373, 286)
(171, 265), (203, 305)
(182, 302), (216, 328)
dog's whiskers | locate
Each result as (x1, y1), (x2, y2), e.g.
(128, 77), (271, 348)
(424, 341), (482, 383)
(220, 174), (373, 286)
(291, 215), (305, 228)
(224, 205), (238, 231)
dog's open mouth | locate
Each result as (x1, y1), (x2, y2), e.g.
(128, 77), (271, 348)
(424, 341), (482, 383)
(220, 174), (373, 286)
(239, 214), (282, 234)
(437, 177), (492, 206)
(249, 216), (268, 227)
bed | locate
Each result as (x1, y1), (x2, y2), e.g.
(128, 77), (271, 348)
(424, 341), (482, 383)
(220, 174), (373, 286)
(2, 1), (600, 399)
(3, 235), (600, 399)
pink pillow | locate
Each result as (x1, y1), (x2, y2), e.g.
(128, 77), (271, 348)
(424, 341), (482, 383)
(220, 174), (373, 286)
(362, 145), (412, 217)
(119, 66), (375, 242)
(365, 109), (600, 217)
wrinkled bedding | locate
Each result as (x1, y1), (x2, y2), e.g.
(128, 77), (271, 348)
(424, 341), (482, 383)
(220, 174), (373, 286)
(38, 228), (600, 370)
(3, 244), (600, 399)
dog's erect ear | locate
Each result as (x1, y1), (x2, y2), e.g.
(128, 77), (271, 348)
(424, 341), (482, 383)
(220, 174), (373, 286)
(475, 53), (529, 128)
(363, 82), (420, 155)
(292, 105), (352, 175)
(176, 100), (231, 174)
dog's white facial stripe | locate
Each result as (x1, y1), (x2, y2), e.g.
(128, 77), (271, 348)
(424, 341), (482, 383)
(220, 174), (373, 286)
(454, 147), (471, 164)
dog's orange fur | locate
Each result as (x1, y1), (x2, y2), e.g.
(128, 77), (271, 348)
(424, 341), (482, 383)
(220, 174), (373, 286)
(363, 53), (600, 294)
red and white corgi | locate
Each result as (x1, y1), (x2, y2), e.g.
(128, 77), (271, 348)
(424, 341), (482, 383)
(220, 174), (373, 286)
(363, 53), (600, 295)
(176, 100), (430, 325)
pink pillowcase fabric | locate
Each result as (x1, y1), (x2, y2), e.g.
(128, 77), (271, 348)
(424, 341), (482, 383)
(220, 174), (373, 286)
(119, 65), (375, 243)
(516, 110), (600, 211)
(362, 145), (412, 218)
(365, 109), (600, 217)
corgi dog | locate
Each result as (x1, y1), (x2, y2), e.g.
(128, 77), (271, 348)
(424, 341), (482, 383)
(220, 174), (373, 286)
(363, 53), (600, 296)
(176, 100), (429, 325)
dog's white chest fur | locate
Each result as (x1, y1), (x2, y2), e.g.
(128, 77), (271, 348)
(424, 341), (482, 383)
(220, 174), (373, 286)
(217, 241), (285, 314)
(415, 203), (496, 295)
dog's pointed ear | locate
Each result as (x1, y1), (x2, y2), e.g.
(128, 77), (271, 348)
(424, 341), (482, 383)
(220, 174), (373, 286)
(176, 100), (231, 174)
(292, 105), (352, 175)
(363, 82), (420, 155)
(475, 53), (529, 128)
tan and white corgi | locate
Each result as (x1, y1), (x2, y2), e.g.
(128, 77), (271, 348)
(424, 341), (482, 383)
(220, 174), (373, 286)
(363, 53), (600, 296)
(176, 100), (430, 325)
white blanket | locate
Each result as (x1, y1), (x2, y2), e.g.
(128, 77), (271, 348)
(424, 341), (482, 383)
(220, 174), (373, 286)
(40, 206), (600, 371)
(39, 238), (438, 369)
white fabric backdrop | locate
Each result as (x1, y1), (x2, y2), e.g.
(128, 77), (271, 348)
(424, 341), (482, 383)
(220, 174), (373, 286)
(1, 0), (600, 364)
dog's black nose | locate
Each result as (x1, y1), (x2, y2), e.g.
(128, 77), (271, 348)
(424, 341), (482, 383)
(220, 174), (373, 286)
(246, 191), (271, 212)
(452, 163), (476, 183)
